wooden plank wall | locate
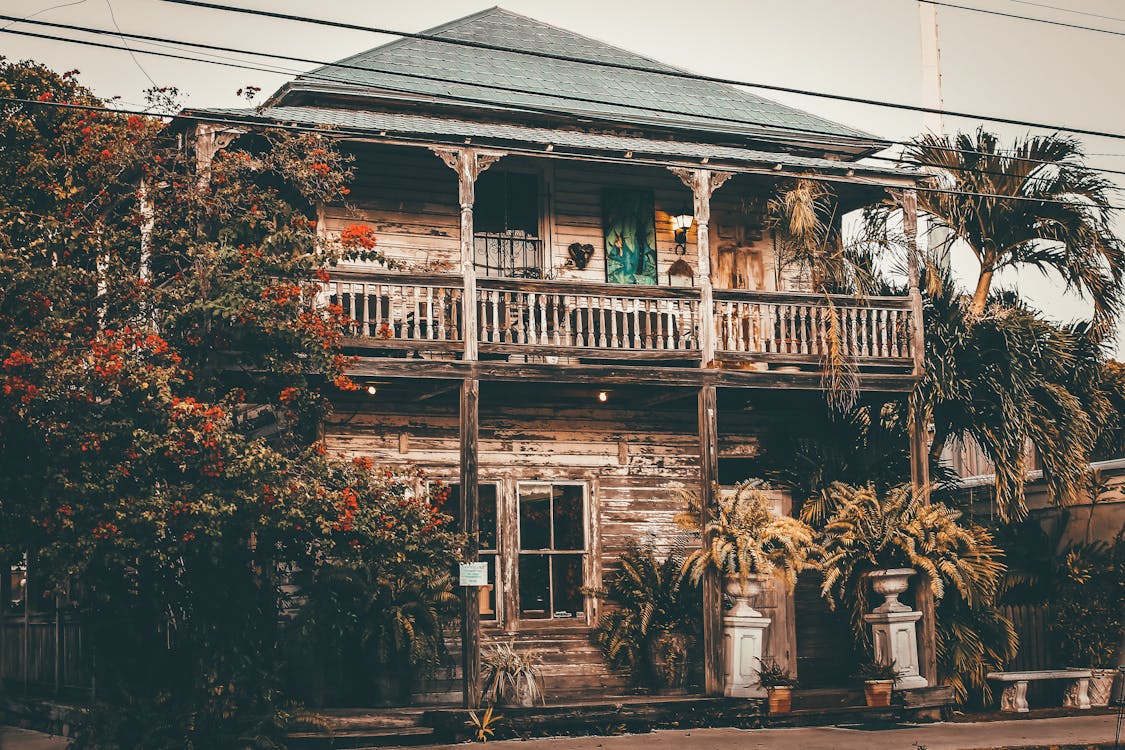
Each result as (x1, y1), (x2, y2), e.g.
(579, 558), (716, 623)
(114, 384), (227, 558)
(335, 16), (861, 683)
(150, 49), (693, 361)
(324, 393), (765, 702)
(318, 143), (804, 292)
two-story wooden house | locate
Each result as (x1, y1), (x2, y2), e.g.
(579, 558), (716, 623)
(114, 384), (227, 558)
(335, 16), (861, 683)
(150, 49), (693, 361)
(186, 7), (932, 707)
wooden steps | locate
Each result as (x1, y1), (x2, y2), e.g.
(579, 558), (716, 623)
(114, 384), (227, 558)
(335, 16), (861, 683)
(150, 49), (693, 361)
(285, 709), (434, 749)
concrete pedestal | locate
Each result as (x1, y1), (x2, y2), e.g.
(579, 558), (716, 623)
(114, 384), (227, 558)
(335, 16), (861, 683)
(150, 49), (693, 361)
(722, 596), (771, 698)
(864, 609), (929, 690)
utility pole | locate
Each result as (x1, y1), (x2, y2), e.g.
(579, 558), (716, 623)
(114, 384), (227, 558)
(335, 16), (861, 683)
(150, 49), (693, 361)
(918, 0), (953, 270)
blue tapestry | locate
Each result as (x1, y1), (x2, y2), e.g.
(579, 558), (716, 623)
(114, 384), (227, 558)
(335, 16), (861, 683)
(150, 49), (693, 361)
(602, 189), (657, 285)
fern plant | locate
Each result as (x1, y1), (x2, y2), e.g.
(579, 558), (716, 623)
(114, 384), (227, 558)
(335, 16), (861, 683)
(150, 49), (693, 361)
(818, 482), (1005, 611)
(677, 482), (818, 594)
(588, 541), (701, 688)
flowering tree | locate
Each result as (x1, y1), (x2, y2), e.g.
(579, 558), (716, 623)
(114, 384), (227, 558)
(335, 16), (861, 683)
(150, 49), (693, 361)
(0, 59), (462, 748)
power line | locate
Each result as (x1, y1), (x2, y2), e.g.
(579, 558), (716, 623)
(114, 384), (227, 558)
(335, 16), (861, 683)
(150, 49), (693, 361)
(917, 0), (1125, 37)
(0, 0), (87, 31)
(160, 0), (1125, 143)
(6, 15), (1125, 186)
(1006, 0), (1125, 25)
(5, 94), (1124, 212)
(102, 0), (156, 88)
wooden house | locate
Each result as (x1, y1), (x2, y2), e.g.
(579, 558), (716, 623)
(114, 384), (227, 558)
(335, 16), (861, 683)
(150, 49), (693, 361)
(180, 7), (932, 707)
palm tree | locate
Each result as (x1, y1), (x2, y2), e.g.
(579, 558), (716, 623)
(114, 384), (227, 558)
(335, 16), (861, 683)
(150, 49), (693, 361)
(898, 128), (1124, 332)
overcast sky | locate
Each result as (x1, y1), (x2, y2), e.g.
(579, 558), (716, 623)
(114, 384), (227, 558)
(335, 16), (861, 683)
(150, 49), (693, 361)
(5, 0), (1125, 352)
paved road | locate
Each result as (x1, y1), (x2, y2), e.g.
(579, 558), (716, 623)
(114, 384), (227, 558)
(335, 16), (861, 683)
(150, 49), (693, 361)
(431, 714), (1123, 750)
(3, 713), (1122, 749)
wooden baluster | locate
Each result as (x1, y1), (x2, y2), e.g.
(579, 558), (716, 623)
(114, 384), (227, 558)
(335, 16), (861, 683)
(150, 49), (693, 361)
(891, 310), (901, 357)
(575, 295), (586, 347)
(797, 305), (808, 354)
(631, 298), (640, 349)
(847, 307), (858, 357)
(538, 292), (548, 347)
(437, 288), (448, 341)
(876, 309), (886, 357)
(725, 301), (735, 352)
(550, 293), (560, 347)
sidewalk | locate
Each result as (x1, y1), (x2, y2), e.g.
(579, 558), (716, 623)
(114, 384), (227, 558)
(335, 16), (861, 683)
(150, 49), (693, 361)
(429, 714), (1123, 750)
(2, 713), (1122, 749)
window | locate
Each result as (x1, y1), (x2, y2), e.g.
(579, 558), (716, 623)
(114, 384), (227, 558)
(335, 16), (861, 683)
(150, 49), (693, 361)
(473, 171), (542, 278)
(517, 482), (587, 621)
(439, 483), (500, 621)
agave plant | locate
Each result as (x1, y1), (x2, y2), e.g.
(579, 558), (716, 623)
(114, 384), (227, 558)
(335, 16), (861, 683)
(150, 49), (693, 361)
(818, 482), (1005, 611)
(676, 482), (818, 594)
(481, 641), (544, 707)
(589, 541), (701, 688)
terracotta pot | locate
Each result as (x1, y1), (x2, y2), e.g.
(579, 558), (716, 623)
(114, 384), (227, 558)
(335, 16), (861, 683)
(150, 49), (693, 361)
(866, 568), (916, 613)
(864, 679), (893, 707)
(767, 685), (793, 714)
(1089, 668), (1116, 708)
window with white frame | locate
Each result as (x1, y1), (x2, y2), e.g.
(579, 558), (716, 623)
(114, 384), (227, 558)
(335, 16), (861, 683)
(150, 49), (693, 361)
(517, 482), (587, 621)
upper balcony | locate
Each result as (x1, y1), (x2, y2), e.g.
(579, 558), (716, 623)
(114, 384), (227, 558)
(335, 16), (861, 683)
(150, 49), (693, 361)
(304, 142), (922, 392)
(324, 268), (917, 385)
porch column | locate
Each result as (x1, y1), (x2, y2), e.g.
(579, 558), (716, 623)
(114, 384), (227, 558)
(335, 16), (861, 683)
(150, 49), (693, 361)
(433, 147), (504, 362)
(697, 383), (722, 696)
(670, 168), (733, 366)
(902, 188), (938, 684)
(459, 377), (481, 708)
(672, 168), (732, 696)
(434, 147), (503, 709)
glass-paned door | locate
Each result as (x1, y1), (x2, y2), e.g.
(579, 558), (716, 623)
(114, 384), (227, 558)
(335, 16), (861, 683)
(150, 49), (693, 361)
(517, 482), (587, 621)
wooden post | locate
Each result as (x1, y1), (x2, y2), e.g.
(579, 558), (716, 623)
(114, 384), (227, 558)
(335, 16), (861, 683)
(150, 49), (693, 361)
(670, 168), (733, 366)
(434, 147), (501, 710)
(902, 187), (938, 684)
(433, 147), (504, 362)
(697, 383), (722, 695)
(459, 377), (482, 709)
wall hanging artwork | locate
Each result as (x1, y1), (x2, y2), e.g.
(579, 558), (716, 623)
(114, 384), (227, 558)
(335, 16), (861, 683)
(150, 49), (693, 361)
(602, 189), (657, 285)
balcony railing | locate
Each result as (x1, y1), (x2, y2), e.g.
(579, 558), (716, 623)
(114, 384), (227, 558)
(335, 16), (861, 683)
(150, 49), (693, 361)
(322, 270), (915, 370)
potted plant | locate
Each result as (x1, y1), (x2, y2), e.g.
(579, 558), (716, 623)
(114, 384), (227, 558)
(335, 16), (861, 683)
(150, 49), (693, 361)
(856, 658), (901, 707)
(589, 541), (701, 693)
(481, 641), (544, 707)
(757, 657), (798, 714)
(1048, 535), (1125, 707)
(678, 482), (818, 617)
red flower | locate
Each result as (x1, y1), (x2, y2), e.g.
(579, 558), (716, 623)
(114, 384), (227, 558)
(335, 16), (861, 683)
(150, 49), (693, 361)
(36, 92), (53, 102)
(99, 149), (113, 161)
(2, 350), (34, 369)
(279, 387), (300, 403)
(310, 162), (331, 175)
(126, 114), (145, 130)
(333, 375), (359, 391)
(339, 224), (377, 251)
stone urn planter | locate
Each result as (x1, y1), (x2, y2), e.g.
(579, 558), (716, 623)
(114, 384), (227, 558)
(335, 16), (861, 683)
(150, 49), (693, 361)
(863, 568), (928, 690)
(867, 567), (915, 612)
(1088, 668), (1117, 707)
(723, 574), (766, 617)
(721, 574), (770, 698)
(863, 679), (894, 707)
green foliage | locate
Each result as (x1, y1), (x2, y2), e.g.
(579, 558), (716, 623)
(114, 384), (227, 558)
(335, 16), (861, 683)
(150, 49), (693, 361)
(819, 483), (1005, 609)
(1048, 533), (1125, 668)
(855, 657), (902, 682)
(935, 590), (1018, 706)
(677, 482), (818, 593)
(588, 541), (701, 688)
(468, 706), (503, 743)
(897, 129), (1125, 331)
(0, 60), (463, 747)
(481, 641), (544, 707)
(756, 657), (797, 688)
(918, 269), (1110, 522)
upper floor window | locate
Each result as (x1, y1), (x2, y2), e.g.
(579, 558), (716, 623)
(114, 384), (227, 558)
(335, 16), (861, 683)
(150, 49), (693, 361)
(474, 171), (542, 278)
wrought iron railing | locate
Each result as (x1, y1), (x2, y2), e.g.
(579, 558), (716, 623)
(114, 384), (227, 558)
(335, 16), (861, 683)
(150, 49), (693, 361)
(473, 233), (544, 278)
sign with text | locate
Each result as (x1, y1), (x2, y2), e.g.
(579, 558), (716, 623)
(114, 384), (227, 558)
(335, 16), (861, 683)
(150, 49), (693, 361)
(458, 562), (488, 587)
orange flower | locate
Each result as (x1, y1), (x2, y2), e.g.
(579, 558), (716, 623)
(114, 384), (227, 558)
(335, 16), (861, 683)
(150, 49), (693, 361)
(339, 224), (377, 251)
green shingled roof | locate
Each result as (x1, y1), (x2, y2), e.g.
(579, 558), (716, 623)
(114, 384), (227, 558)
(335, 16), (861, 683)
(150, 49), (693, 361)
(282, 6), (874, 146)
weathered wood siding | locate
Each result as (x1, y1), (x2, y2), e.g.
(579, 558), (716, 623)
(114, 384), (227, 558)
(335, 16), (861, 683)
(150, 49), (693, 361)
(318, 143), (804, 292)
(324, 393), (764, 702)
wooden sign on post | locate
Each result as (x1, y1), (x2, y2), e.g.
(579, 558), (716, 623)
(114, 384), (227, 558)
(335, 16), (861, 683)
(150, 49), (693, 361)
(459, 562), (488, 587)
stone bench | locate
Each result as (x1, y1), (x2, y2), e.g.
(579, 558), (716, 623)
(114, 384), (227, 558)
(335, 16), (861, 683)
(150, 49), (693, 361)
(986, 670), (1093, 713)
